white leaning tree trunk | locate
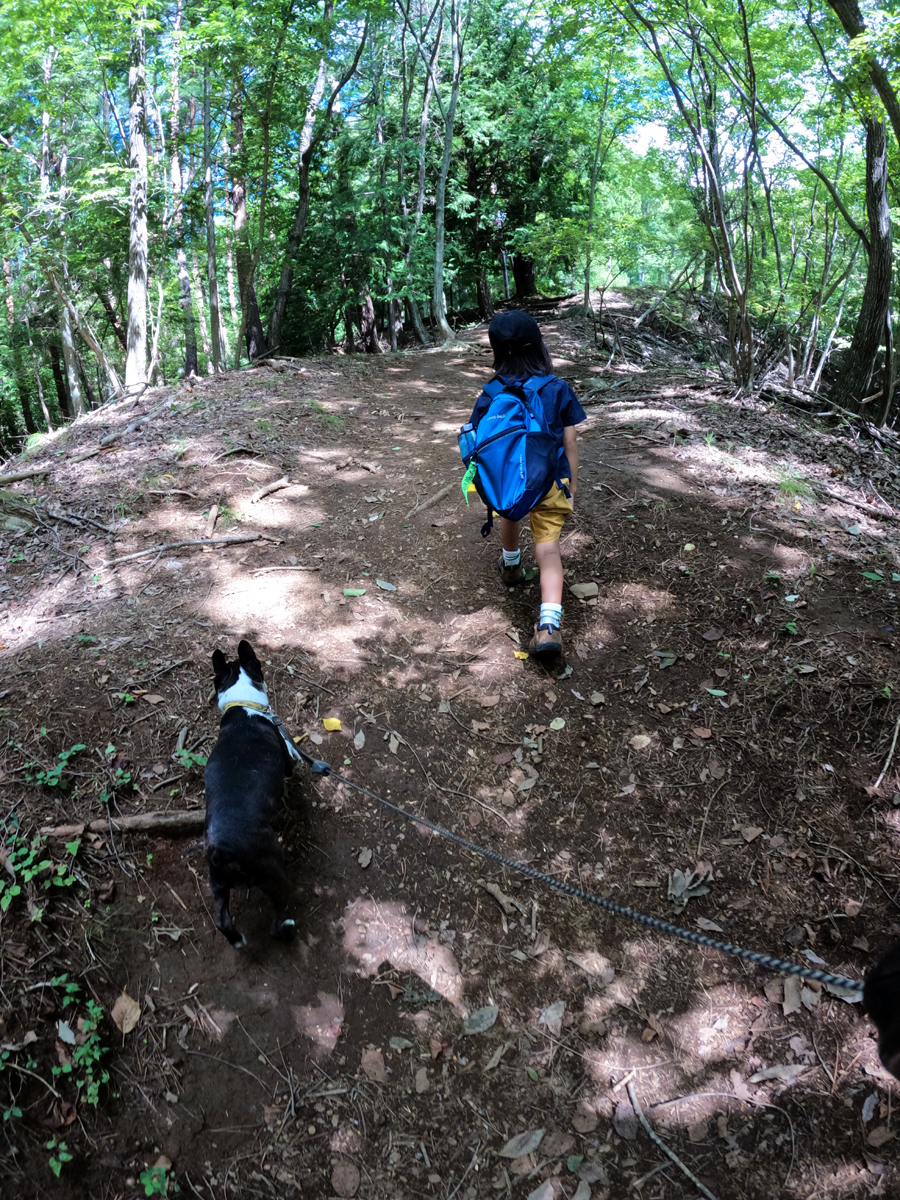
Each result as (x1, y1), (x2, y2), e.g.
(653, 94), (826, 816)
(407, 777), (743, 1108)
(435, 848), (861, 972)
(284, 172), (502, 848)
(125, 10), (149, 391)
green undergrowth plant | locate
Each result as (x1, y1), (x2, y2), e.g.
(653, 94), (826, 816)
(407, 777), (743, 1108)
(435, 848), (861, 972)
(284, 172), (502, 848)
(0, 827), (80, 920)
(777, 468), (813, 499)
(21, 743), (86, 789)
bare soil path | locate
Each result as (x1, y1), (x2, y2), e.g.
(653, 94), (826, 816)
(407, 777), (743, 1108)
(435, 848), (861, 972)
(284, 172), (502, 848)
(3, 299), (900, 1199)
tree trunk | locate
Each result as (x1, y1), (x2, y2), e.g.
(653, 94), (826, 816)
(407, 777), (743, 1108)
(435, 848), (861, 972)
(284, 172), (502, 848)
(827, 0), (900, 151)
(48, 341), (70, 417)
(476, 267), (492, 321)
(268, 18), (330, 349)
(203, 58), (223, 373)
(189, 250), (214, 373)
(431, 0), (466, 343)
(5, 261), (38, 434)
(230, 70), (267, 363)
(169, 0), (199, 379)
(830, 119), (892, 410)
(125, 10), (149, 390)
(357, 291), (384, 353)
(511, 255), (536, 297)
(99, 280), (128, 351)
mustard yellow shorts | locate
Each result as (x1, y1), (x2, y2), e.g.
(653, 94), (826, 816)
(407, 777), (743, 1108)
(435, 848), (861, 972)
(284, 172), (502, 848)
(529, 480), (573, 544)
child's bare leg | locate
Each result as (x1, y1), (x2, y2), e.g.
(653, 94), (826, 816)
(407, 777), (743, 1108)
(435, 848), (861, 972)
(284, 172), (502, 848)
(529, 537), (564, 653)
(534, 539), (563, 604)
(500, 517), (521, 552)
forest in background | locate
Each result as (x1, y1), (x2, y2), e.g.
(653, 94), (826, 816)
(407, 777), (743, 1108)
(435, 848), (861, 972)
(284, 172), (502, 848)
(1, 0), (899, 445)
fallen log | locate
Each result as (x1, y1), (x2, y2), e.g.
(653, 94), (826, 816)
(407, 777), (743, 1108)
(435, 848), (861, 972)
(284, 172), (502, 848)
(0, 466), (50, 486)
(41, 810), (204, 838)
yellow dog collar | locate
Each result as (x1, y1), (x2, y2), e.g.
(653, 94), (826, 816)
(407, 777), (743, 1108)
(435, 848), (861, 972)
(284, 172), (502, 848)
(222, 700), (271, 714)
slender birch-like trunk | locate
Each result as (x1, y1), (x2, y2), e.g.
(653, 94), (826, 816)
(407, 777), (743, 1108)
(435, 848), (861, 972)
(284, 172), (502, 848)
(431, 0), (467, 343)
(203, 58), (223, 372)
(169, 0), (199, 378)
(125, 9), (149, 389)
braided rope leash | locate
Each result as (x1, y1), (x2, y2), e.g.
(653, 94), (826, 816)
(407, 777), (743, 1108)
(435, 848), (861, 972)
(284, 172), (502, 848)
(317, 763), (863, 996)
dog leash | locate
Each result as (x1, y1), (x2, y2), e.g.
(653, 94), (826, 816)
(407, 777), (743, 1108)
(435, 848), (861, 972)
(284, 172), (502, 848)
(295, 749), (864, 996)
(233, 700), (864, 996)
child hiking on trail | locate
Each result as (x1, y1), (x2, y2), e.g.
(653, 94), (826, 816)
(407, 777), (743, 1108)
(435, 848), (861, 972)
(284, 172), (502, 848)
(459, 311), (586, 656)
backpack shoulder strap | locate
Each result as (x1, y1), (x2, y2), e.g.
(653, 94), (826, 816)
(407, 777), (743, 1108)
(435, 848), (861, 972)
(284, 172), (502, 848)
(482, 379), (505, 398)
(522, 374), (555, 394)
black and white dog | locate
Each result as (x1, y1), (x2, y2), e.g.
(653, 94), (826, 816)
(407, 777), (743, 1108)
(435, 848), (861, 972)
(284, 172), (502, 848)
(205, 640), (299, 947)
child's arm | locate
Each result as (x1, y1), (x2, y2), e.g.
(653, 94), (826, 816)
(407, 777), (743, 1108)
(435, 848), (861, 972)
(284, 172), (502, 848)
(563, 425), (579, 497)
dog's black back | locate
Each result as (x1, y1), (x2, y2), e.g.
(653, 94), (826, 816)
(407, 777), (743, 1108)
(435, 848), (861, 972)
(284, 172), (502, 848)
(205, 640), (295, 947)
(865, 940), (900, 1078)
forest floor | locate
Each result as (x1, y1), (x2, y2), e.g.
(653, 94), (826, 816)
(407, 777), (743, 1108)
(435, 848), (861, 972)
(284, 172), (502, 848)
(3, 294), (900, 1200)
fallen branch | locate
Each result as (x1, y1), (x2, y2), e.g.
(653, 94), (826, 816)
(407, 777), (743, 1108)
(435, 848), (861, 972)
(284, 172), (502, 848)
(811, 483), (899, 522)
(96, 393), (176, 449)
(102, 533), (260, 567)
(250, 476), (289, 503)
(406, 482), (455, 520)
(41, 810), (204, 838)
(46, 508), (116, 535)
(148, 489), (198, 499)
(0, 466), (50, 486)
(875, 714), (900, 790)
(626, 1082), (719, 1200)
(251, 564), (320, 574)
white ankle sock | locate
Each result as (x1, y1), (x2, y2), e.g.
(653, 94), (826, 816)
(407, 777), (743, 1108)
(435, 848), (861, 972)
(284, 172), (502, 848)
(539, 603), (562, 628)
(502, 549), (521, 567)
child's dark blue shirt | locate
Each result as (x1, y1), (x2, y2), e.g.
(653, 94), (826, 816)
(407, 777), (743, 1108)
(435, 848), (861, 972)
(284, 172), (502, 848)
(468, 374), (587, 479)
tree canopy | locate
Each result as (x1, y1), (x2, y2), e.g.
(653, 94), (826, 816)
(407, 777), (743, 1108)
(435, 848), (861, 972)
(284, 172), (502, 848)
(2, 0), (900, 440)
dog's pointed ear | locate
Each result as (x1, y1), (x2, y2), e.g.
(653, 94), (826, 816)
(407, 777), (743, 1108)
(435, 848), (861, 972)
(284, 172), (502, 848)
(211, 649), (228, 680)
(238, 640), (262, 674)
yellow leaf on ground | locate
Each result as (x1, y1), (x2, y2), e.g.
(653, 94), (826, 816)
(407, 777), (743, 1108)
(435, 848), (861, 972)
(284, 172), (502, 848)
(514, 651), (529, 659)
(322, 718), (342, 731)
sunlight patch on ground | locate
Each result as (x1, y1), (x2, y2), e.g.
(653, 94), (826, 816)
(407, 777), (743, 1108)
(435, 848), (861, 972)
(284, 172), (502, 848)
(342, 897), (464, 1009)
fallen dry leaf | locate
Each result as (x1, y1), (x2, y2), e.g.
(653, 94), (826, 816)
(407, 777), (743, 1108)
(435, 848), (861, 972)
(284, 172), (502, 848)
(571, 1100), (598, 1133)
(415, 1066), (429, 1093)
(480, 694), (500, 707)
(629, 734), (651, 750)
(143, 694), (165, 705)
(868, 1125), (896, 1148)
(499, 1129), (545, 1159)
(360, 1048), (388, 1082)
(702, 627), (724, 641)
(111, 991), (141, 1035)
(692, 726), (712, 739)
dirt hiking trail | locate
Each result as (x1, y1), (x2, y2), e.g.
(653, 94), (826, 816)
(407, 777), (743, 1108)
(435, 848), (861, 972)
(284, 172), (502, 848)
(3, 296), (900, 1199)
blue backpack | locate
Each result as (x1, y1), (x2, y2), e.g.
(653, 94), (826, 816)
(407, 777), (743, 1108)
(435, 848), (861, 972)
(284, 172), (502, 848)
(458, 374), (569, 538)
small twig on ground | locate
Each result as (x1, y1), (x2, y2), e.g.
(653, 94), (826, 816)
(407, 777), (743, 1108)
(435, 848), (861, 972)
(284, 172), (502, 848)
(102, 533), (261, 566)
(874, 714), (900, 790)
(626, 1082), (719, 1200)
(406, 482), (455, 520)
(148, 488), (198, 499)
(250, 476), (289, 503)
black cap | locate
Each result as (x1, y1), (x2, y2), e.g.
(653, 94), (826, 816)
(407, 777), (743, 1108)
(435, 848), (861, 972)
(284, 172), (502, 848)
(488, 310), (542, 354)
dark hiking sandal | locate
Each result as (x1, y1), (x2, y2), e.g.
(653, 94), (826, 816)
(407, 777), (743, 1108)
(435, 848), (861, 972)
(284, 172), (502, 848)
(498, 557), (527, 587)
(528, 623), (562, 655)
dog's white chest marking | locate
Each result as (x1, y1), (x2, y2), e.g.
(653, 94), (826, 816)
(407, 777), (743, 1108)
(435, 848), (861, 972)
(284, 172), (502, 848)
(218, 668), (269, 712)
